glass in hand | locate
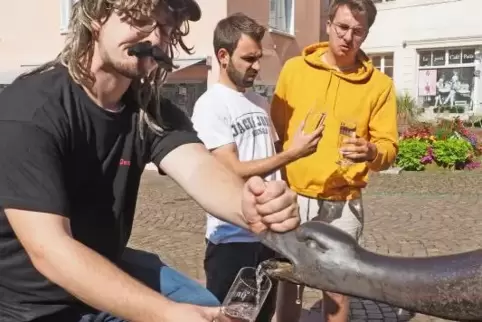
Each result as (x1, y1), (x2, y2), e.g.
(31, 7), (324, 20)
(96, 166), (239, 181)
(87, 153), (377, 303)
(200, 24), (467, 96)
(336, 120), (357, 167)
(219, 267), (272, 322)
(303, 108), (326, 135)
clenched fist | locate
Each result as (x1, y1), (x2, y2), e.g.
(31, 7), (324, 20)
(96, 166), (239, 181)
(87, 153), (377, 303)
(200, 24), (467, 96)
(241, 176), (300, 235)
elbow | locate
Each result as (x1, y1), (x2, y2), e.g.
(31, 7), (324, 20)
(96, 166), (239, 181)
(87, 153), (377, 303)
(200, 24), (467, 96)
(28, 247), (59, 283)
(25, 237), (71, 285)
(371, 160), (393, 172)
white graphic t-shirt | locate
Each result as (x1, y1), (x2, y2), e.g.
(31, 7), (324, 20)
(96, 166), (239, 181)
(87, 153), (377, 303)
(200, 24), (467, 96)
(191, 83), (281, 244)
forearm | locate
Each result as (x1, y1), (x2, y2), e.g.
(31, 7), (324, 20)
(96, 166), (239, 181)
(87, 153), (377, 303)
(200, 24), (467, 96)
(32, 237), (170, 322)
(368, 140), (398, 171)
(232, 149), (296, 180)
(162, 143), (249, 229)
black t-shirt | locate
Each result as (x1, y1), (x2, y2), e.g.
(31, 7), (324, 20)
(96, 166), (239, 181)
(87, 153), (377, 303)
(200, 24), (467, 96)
(0, 65), (201, 322)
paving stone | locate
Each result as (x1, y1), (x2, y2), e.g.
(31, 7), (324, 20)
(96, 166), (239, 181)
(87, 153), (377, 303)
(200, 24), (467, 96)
(352, 309), (368, 315)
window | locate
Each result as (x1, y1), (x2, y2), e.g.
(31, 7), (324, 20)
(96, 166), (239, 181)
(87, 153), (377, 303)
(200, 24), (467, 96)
(161, 82), (207, 117)
(370, 53), (394, 78)
(60, 0), (73, 34)
(418, 47), (477, 112)
(269, 0), (294, 34)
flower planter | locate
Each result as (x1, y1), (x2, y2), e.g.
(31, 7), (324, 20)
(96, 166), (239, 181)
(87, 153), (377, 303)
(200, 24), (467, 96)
(397, 118), (482, 171)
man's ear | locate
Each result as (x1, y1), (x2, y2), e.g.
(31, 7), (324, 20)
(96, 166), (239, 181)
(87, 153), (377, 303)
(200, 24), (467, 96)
(90, 19), (102, 40)
(217, 48), (230, 68)
(91, 13), (112, 40)
(325, 20), (331, 37)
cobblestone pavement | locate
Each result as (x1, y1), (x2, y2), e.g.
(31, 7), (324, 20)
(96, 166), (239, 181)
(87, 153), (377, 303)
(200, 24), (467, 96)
(129, 170), (482, 322)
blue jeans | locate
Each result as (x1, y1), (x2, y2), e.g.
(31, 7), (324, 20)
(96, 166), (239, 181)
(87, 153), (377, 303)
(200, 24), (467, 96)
(79, 248), (220, 322)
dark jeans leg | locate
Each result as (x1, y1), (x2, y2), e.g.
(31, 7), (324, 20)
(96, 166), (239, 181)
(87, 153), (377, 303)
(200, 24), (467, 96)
(79, 247), (220, 322)
(204, 241), (278, 322)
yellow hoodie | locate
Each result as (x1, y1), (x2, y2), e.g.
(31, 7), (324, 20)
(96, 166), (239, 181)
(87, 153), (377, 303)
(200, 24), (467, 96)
(271, 42), (398, 201)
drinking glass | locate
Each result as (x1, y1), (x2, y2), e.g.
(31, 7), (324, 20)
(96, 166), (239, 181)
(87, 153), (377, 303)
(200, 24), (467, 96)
(336, 119), (357, 167)
(303, 108), (326, 134)
(219, 267), (272, 322)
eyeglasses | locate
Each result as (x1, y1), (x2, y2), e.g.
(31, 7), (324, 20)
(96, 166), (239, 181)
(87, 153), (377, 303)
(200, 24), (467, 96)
(128, 16), (171, 35)
(330, 21), (366, 39)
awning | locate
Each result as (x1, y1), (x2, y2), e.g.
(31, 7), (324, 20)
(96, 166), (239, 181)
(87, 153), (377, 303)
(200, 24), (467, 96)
(171, 57), (207, 72)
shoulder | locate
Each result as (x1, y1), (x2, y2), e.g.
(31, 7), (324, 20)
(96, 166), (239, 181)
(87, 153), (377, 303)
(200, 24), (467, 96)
(192, 85), (230, 119)
(193, 87), (216, 108)
(371, 68), (394, 87)
(194, 84), (226, 107)
(369, 69), (396, 99)
(0, 65), (73, 138)
(277, 56), (306, 85)
(281, 56), (308, 74)
(362, 53), (394, 90)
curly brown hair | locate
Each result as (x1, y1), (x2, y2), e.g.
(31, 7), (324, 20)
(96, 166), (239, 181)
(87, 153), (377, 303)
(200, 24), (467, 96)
(21, 0), (195, 139)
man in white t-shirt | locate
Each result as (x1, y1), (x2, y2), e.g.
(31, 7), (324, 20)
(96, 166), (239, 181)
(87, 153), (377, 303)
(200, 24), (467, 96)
(191, 13), (325, 322)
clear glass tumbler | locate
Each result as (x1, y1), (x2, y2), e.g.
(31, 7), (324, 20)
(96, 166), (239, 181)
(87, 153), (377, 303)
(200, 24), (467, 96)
(219, 267), (272, 322)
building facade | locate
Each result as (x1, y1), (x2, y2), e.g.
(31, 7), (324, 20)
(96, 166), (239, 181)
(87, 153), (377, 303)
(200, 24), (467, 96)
(363, 0), (482, 118)
(0, 0), (67, 90)
(0, 0), (325, 116)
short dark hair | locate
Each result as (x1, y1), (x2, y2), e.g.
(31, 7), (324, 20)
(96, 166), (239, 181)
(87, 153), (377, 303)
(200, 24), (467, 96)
(213, 13), (266, 60)
(329, 0), (378, 29)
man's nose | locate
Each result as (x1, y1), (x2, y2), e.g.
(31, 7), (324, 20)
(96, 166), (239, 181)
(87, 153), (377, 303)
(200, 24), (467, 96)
(251, 60), (261, 72)
(343, 29), (353, 43)
(144, 28), (167, 50)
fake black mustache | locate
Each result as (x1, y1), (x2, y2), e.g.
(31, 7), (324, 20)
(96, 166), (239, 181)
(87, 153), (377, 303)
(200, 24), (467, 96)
(127, 41), (178, 72)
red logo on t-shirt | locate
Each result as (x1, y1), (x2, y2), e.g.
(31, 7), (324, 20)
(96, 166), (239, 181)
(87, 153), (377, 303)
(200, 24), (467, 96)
(119, 159), (131, 166)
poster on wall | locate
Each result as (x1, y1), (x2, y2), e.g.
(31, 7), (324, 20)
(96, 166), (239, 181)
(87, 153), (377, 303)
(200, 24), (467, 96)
(419, 67), (475, 111)
(418, 69), (437, 96)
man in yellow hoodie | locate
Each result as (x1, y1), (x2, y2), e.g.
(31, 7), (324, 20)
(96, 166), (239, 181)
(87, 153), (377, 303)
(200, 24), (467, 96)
(271, 0), (398, 321)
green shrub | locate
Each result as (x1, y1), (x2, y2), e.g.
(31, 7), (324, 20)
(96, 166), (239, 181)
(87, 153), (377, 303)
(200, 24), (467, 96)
(432, 138), (473, 169)
(396, 139), (430, 171)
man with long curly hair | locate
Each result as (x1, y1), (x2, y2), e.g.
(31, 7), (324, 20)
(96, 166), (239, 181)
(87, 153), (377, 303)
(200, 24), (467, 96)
(0, 1), (300, 321)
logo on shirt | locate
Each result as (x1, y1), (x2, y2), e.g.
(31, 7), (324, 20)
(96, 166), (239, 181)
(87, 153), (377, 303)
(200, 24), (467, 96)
(119, 159), (131, 166)
(232, 113), (271, 138)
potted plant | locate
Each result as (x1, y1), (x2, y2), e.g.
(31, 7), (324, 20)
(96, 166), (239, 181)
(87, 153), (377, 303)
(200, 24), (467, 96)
(396, 91), (418, 134)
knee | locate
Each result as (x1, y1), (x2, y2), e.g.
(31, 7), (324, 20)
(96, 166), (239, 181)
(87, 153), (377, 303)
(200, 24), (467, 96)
(169, 279), (220, 307)
(160, 267), (221, 307)
(186, 285), (221, 306)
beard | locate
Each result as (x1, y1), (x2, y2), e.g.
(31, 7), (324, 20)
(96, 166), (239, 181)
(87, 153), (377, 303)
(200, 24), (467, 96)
(100, 47), (156, 80)
(226, 60), (257, 89)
